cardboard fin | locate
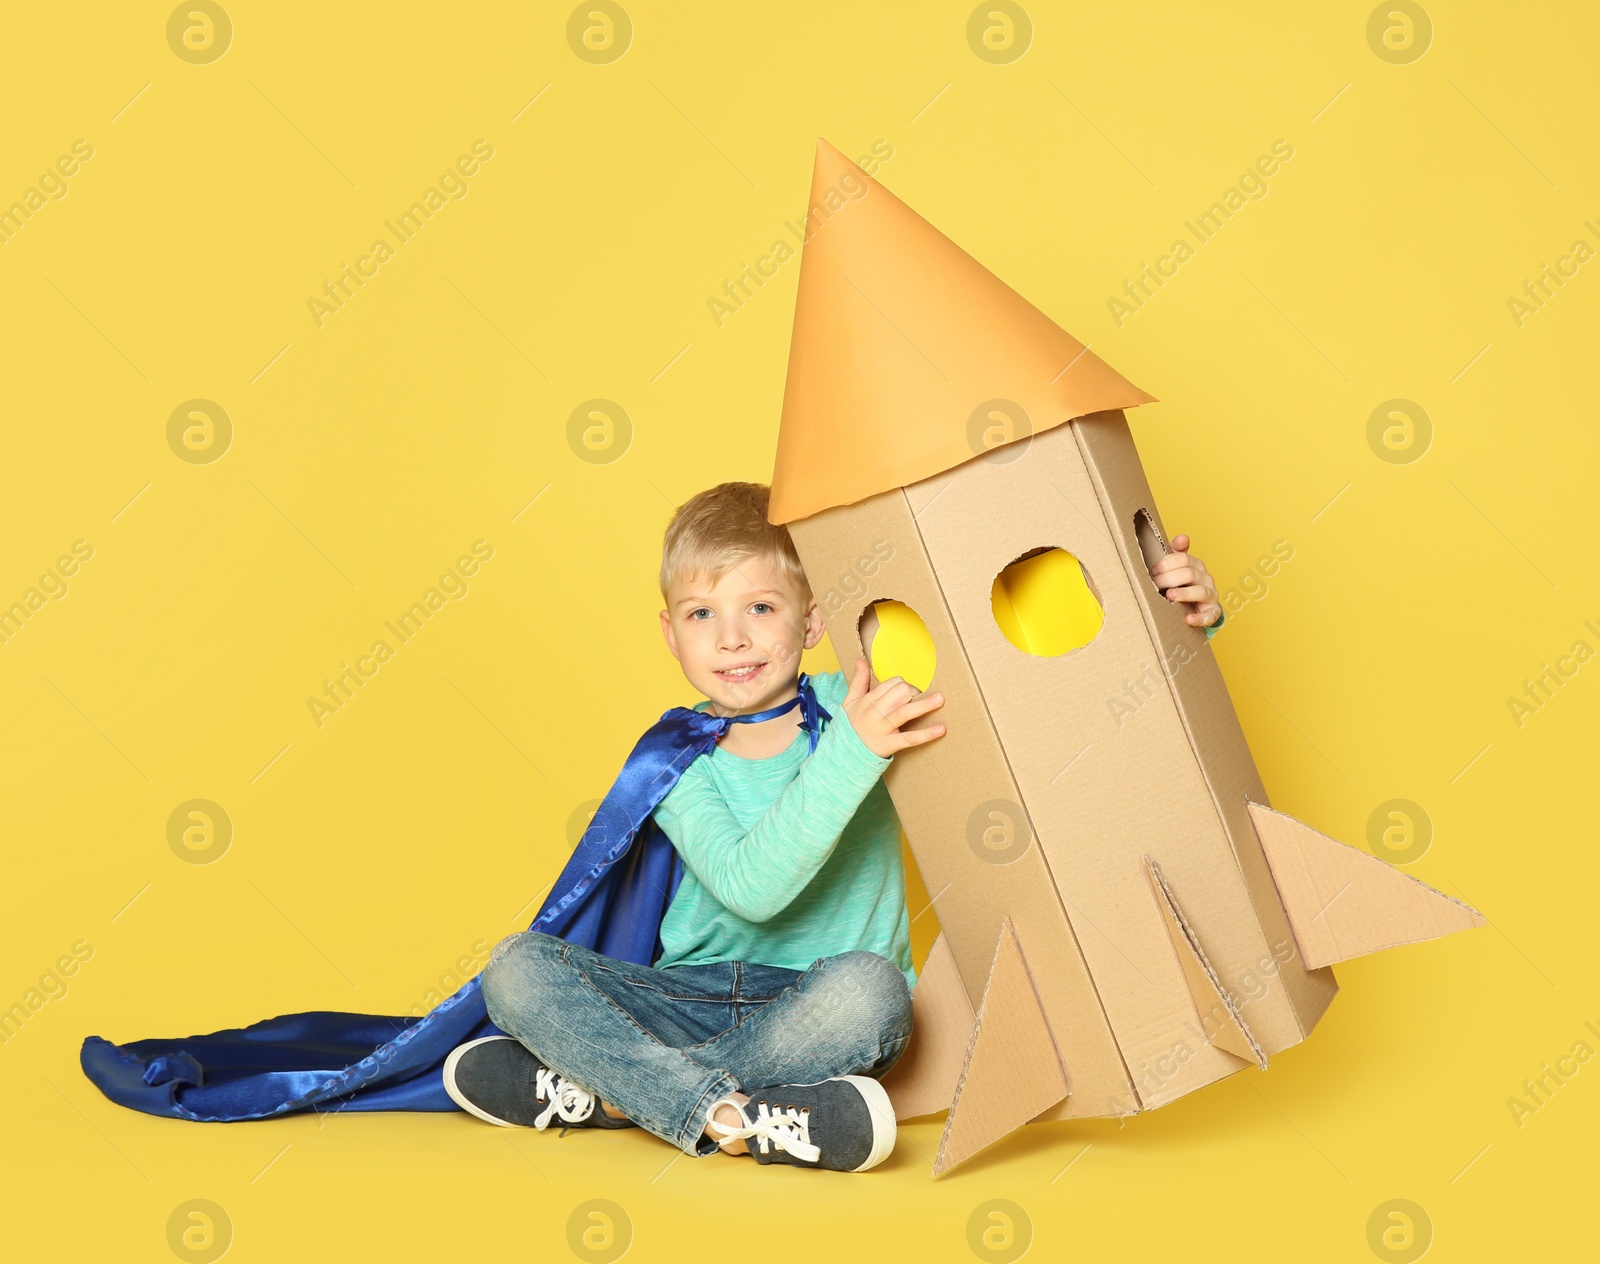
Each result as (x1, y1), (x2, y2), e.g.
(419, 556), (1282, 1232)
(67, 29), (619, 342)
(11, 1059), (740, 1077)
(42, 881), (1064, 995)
(1247, 800), (1487, 969)
(933, 917), (1069, 1176)
(1142, 857), (1267, 1070)
(881, 932), (975, 1120)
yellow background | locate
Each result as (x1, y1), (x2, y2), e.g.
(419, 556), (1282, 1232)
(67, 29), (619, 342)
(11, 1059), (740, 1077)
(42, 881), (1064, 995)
(2, 1), (1595, 1260)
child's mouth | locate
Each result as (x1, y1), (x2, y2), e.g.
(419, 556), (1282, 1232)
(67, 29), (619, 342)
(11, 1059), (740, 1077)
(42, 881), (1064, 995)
(715, 661), (766, 684)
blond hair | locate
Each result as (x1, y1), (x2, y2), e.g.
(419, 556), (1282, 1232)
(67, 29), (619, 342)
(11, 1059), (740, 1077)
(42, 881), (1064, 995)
(659, 481), (811, 604)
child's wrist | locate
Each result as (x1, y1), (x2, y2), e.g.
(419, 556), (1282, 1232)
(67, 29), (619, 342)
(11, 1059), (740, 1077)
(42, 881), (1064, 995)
(834, 706), (892, 766)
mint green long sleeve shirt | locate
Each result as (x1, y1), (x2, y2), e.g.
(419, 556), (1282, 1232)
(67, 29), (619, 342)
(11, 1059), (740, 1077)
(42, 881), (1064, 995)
(651, 669), (916, 988)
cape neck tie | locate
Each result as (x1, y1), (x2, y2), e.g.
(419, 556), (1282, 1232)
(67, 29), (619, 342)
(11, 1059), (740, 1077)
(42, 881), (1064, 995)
(694, 682), (831, 753)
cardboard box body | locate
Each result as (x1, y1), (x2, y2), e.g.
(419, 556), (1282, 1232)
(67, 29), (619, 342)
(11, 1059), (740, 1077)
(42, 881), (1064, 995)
(788, 411), (1339, 1117)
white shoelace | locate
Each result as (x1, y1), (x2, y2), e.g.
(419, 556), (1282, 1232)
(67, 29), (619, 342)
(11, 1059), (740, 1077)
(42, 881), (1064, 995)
(533, 1067), (597, 1129)
(706, 1096), (821, 1163)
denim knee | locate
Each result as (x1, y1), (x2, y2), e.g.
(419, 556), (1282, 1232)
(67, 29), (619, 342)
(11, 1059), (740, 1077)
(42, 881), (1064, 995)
(481, 930), (564, 1024)
(806, 950), (913, 1049)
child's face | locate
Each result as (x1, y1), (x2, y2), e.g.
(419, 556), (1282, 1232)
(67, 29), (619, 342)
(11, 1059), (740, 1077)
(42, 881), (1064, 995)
(659, 554), (825, 713)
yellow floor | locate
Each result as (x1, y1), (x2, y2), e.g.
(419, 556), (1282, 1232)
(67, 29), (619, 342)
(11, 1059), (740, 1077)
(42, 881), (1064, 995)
(3, 2), (1597, 1259)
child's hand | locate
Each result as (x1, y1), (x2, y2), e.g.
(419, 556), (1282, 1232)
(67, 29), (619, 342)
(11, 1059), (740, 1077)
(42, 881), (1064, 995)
(842, 657), (946, 759)
(1149, 532), (1223, 629)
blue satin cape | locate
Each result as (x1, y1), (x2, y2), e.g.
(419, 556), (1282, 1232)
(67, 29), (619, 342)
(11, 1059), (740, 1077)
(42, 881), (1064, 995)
(79, 675), (833, 1121)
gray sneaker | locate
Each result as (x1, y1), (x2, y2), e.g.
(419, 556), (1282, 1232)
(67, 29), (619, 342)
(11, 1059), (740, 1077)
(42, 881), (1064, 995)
(704, 1075), (896, 1171)
(443, 1035), (635, 1132)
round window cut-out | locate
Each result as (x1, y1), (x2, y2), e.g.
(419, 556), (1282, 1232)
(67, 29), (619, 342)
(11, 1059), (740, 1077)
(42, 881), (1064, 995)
(858, 599), (936, 692)
(991, 547), (1103, 656)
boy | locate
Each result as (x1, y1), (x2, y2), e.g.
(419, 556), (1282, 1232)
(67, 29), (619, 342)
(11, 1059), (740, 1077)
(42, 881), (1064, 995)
(443, 481), (1222, 1171)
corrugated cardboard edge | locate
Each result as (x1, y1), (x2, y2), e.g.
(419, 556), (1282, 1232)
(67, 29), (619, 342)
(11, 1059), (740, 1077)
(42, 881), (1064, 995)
(787, 487), (1136, 1120)
(1069, 412), (1339, 1049)
(932, 917), (1070, 1176)
(1142, 856), (1267, 1070)
(900, 432), (1256, 1112)
(888, 481), (1143, 1120)
(1246, 799), (1487, 969)
(881, 932), (975, 1120)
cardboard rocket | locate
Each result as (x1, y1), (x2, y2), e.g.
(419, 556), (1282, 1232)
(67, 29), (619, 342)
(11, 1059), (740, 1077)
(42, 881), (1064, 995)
(768, 140), (1485, 1176)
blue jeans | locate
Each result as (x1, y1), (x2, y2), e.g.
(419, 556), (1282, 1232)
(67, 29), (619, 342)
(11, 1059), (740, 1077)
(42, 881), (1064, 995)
(479, 931), (914, 1156)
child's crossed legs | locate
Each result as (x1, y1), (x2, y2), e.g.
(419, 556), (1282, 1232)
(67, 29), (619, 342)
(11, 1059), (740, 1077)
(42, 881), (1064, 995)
(478, 930), (912, 1157)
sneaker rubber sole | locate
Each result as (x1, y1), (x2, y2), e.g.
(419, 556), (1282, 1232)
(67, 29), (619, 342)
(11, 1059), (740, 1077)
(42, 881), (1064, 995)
(836, 1073), (897, 1171)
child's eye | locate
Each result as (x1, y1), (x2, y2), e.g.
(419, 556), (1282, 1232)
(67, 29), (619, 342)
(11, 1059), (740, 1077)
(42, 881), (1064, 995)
(751, 603), (773, 615)
(689, 608), (711, 620)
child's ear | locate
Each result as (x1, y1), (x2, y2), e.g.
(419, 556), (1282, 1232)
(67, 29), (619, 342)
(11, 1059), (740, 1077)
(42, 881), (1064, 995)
(801, 595), (826, 650)
(658, 609), (681, 661)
